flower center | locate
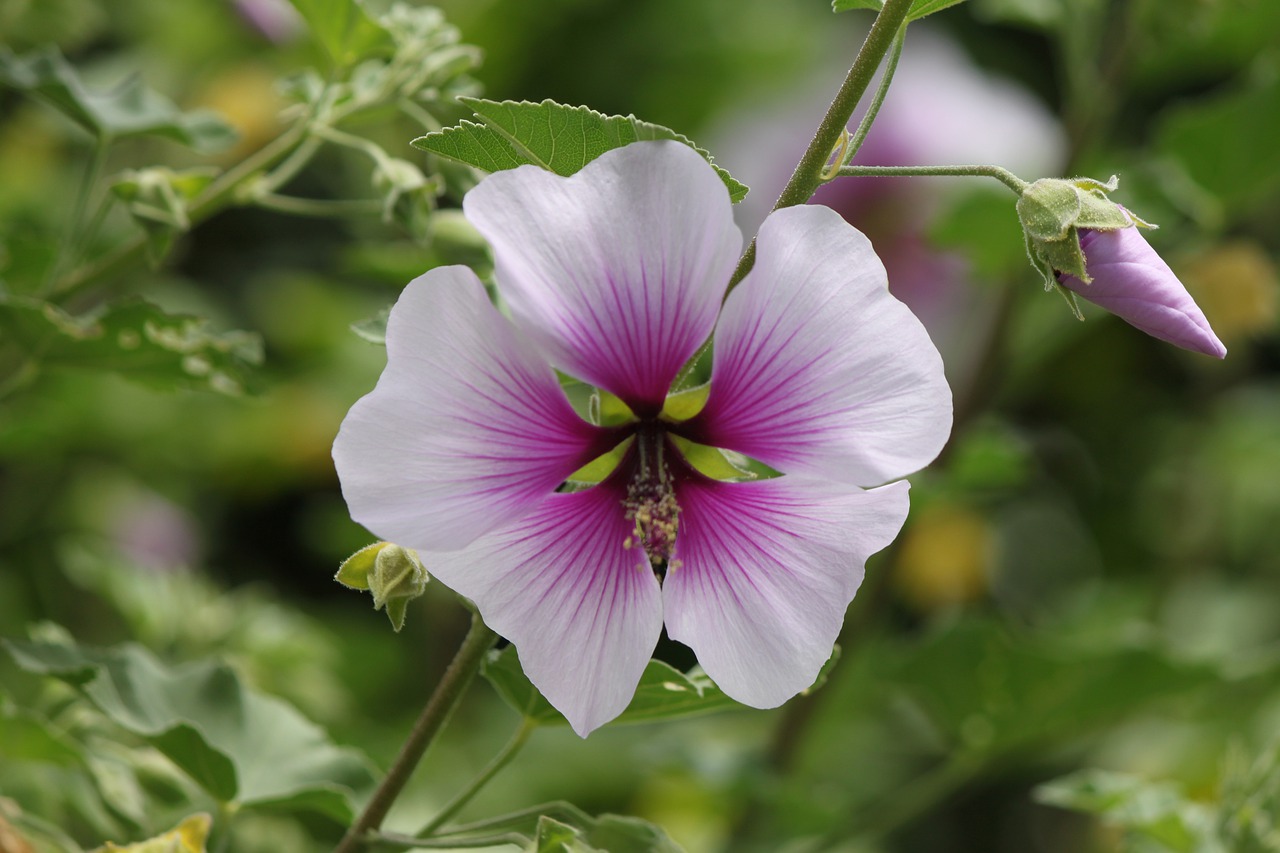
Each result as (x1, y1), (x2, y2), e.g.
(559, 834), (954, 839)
(623, 423), (681, 569)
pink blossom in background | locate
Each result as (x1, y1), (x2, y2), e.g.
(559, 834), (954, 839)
(713, 28), (1066, 373)
(232, 0), (303, 43)
(333, 142), (952, 735)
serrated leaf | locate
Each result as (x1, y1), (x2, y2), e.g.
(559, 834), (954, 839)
(0, 296), (263, 395)
(0, 47), (236, 152)
(833, 0), (971, 21)
(284, 0), (391, 67)
(481, 646), (744, 728)
(413, 98), (748, 204)
(3, 636), (376, 819)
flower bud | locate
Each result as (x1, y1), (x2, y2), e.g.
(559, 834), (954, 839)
(1058, 218), (1227, 358)
(1017, 176), (1226, 358)
(335, 542), (429, 632)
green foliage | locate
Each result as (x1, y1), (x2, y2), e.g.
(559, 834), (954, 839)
(413, 98), (749, 203)
(1038, 770), (1214, 852)
(875, 618), (1225, 759)
(3, 633), (376, 820)
(109, 167), (219, 264)
(284, 0), (390, 68)
(832, 0), (971, 22)
(1036, 746), (1280, 853)
(0, 297), (263, 395)
(1157, 74), (1280, 216)
(0, 47), (236, 151)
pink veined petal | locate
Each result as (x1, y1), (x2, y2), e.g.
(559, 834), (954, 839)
(682, 205), (952, 486)
(1059, 225), (1227, 358)
(332, 266), (612, 552)
(428, 483), (664, 737)
(463, 141), (742, 415)
(664, 476), (911, 708)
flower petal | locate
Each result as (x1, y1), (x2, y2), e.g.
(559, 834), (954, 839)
(1060, 225), (1227, 358)
(683, 205), (952, 486)
(664, 476), (911, 708)
(333, 266), (611, 552)
(429, 483), (663, 736)
(463, 141), (742, 414)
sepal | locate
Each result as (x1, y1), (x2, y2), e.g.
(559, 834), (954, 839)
(1017, 175), (1135, 288)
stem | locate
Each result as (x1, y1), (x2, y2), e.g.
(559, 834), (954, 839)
(333, 612), (499, 853)
(842, 27), (906, 167)
(254, 194), (384, 218)
(371, 831), (529, 850)
(725, 0), (916, 293)
(417, 718), (535, 837)
(836, 164), (1029, 194)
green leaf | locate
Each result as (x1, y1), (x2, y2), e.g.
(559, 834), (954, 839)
(0, 699), (84, 766)
(3, 636), (376, 819)
(0, 296), (263, 395)
(833, 0), (971, 21)
(482, 646), (745, 728)
(284, 0), (391, 67)
(413, 98), (749, 204)
(0, 47), (236, 152)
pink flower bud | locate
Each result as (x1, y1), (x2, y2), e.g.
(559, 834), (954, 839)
(1058, 223), (1227, 358)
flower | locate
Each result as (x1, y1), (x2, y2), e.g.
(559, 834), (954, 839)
(1058, 218), (1227, 358)
(333, 141), (952, 735)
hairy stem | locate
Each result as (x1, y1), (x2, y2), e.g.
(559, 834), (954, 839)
(842, 27), (906, 168)
(333, 612), (499, 853)
(836, 163), (1029, 194)
(725, 0), (916, 294)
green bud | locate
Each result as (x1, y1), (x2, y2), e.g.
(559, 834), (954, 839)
(335, 542), (429, 632)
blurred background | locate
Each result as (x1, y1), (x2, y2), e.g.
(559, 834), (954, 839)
(1, 0), (1279, 850)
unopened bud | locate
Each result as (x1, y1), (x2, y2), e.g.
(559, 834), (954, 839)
(335, 542), (429, 632)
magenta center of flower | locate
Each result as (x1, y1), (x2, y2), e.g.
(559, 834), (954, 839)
(622, 423), (682, 569)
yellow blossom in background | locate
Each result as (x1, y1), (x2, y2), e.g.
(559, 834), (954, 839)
(1180, 241), (1279, 344)
(894, 503), (993, 612)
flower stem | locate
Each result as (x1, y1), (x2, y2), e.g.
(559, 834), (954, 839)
(841, 27), (906, 169)
(416, 718), (536, 838)
(332, 612), (499, 853)
(725, 0), (916, 294)
(836, 163), (1029, 194)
